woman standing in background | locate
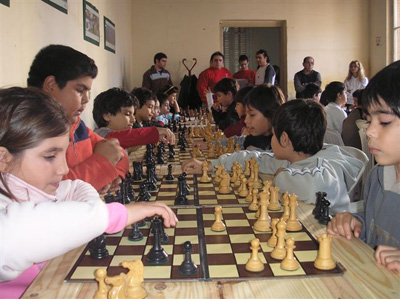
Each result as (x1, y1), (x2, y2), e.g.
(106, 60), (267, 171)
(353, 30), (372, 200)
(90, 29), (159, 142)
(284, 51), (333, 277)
(344, 60), (368, 106)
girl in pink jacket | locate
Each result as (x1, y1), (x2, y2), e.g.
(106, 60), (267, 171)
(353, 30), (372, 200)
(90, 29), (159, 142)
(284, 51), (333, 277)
(0, 87), (177, 298)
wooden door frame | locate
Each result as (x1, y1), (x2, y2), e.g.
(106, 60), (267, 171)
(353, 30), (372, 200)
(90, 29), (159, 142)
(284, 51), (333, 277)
(220, 20), (288, 96)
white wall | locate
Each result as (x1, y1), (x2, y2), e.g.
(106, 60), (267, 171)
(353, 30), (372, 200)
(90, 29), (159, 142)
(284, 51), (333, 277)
(0, 0), (133, 128)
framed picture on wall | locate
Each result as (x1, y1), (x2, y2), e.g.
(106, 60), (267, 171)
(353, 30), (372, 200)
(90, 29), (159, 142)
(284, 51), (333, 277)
(83, 0), (100, 46)
(42, 0), (67, 14)
(0, 0), (10, 7)
(104, 17), (116, 53)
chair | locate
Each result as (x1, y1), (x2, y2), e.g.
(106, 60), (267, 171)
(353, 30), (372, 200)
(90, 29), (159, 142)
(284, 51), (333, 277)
(339, 145), (369, 207)
(356, 119), (374, 186)
(324, 128), (345, 146)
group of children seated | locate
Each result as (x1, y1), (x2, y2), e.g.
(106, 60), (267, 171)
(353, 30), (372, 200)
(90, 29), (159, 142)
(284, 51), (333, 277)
(0, 44), (398, 298)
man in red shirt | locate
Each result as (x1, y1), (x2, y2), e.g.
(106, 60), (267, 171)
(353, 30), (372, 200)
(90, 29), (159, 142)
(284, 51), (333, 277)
(233, 55), (256, 87)
(197, 51), (232, 105)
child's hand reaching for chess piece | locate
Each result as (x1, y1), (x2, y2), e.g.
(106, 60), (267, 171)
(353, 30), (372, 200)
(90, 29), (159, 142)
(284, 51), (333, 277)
(126, 202), (178, 228)
(157, 127), (175, 145)
(374, 245), (400, 275)
(182, 159), (212, 174)
(327, 212), (363, 240)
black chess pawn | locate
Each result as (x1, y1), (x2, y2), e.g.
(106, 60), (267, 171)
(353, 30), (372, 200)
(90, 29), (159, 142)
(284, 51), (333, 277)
(166, 164), (174, 181)
(318, 198), (332, 225)
(128, 222), (143, 241)
(168, 144), (175, 161)
(137, 181), (151, 202)
(133, 161), (143, 181)
(88, 235), (109, 260)
(147, 218), (169, 264)
(178, 241), (198, 276)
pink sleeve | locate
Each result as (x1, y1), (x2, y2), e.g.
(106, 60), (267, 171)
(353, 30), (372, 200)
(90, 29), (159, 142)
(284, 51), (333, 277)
(105, 203), (128, 234)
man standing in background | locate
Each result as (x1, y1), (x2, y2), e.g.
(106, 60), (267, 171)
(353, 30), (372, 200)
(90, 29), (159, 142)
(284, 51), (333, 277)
(255, 49), (275, 86)
(142, 52), (173, 94)
(294, 56), (322, 98)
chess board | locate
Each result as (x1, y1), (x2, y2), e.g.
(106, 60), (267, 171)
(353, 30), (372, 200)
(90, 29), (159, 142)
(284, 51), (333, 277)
(65, 206), (344, 283)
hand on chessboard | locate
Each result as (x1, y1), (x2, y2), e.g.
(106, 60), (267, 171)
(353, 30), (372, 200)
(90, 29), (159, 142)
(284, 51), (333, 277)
(157, 127), (175, 145)
(327, 212), (363, 240)
(182, 158), (212, 174)
(125, 202), (178, 228)
(375, 245), (400, 275)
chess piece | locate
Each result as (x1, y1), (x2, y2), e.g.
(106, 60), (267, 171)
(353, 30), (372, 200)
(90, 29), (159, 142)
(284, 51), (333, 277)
(268, 186), (281, 211)
(252, 163), (262, 189)
(234, 166), (243, 187)
(280, 238), (300, 271)
(238, 175), (249, 197)
(214, 164), (224, 183)
(121, 260), (147, 299)
(270, 218), (287, 260)
(211, 206), (226, 232)
(168, 144), (175, 161)
(207, 142), (215, 159)
(160, 219), (169, 243)
(104, 190), (116, 204)
(286, 194), (303, 232)
(147, 218), (169, 264)
(133, 161), (143, 181)
(281, 192), (290, 221)
(262, 180), (273, 193)
(245, 238), (264, 272)
(244, 160), (251, 176)
(94, 268), (108, 299)
(267, 218), (279, 248)
(318, 197), (332, 225)
(179, 241), (198, 275)
(313, 191), (324, 217)
(253, 191), (271, 232)
(105, 273), (126, 299)
(230, 163), (239, 184)
(314, 233), (336, 270)
(165, 164), (174, 181)
(234, 142), (240, 152)
(245, 181), (254, 202)
(199, 161), (211, 183)
(128, 223), (143, 241)
(248, 188), (259, 211)
(218, 170), (231, 194)
(89, 235), (109, 260)
(175, 173), (189, 205)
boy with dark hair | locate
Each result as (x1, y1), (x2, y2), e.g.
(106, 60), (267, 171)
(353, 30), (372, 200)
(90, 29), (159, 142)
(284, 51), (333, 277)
(27, 44), (128, 192)
(93, 88), (174, 148)
(131, 88), (156, 128)
(328, 61), (400, 274)
(233, 55), (256, 86)
(184, 99), (366, 214)
(211, 78), (240, 131)
(142, 52), (172, 94)
(302, 82), (322, 101)
(255, 49), (275, 86)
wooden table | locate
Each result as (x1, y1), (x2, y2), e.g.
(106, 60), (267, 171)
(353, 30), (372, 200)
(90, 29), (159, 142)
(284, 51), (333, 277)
(22, 147), (400, 298)
(22, 200), (399, 298)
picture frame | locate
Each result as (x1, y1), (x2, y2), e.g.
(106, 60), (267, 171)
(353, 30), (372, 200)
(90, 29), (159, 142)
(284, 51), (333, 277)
(0, 0), (10, 7)
(83, 0), (100, 46)
(104, 16), (116, 53)
(42, 0), (68, 14)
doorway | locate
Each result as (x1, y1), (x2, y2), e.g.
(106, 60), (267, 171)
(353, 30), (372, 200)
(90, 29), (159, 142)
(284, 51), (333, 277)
(220, 20), (287, 96)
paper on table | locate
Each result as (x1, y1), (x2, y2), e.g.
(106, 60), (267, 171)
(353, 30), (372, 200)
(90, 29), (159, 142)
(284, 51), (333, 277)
(206, 92), (214, 111)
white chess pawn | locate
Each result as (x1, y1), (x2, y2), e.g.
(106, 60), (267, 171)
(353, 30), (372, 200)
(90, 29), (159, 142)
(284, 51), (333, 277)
(211, 206), (226, 232)
(280, 238), (300, 271)
(245, 238), (265, 272)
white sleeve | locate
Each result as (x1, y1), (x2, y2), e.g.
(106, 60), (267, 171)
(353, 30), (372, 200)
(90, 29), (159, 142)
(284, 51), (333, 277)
(274, 161), (350, 214)
(0, 181), (108, 282)
(211, 150), (287, 174)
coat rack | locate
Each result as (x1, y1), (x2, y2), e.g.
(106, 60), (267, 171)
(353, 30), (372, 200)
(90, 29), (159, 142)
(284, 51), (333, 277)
(182, 58), (197, 77)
